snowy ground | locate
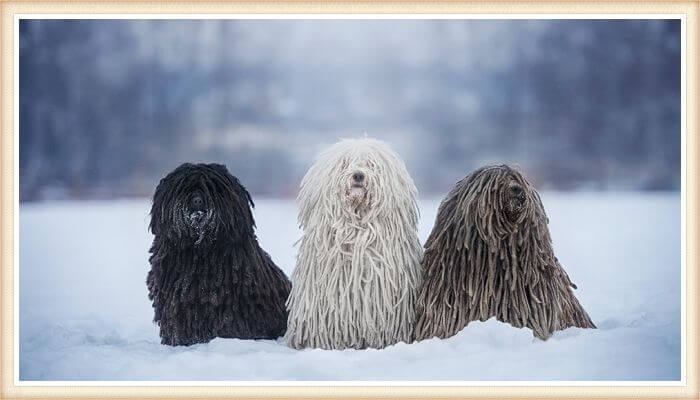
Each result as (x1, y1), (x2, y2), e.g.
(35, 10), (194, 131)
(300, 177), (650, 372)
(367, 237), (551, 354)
(18, 193), (681, 381)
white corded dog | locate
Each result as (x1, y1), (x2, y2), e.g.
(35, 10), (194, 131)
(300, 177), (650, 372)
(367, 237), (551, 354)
(285, 138), (423, 349)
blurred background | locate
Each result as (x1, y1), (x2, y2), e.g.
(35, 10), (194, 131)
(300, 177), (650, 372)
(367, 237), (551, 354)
(19, 19), (681, 201)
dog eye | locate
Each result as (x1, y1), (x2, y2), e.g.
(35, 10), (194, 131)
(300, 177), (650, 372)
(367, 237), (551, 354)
(352, 172), (365, 182)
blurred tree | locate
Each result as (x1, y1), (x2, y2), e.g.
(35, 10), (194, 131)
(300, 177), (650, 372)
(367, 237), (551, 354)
(19, 19), (681, 201)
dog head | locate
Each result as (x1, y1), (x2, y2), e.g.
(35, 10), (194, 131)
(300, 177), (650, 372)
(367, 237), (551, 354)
(452, 165), (541, 242)
(298, 138), (419, 225)
(149, 163), (255, 247)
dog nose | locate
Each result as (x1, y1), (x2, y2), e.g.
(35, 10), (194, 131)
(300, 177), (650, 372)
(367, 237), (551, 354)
(192, 195), (204, 210)
(352, 172), (365, 183)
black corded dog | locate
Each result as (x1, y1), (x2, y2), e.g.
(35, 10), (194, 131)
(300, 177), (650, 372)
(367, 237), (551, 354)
(146, 163), (291, 346)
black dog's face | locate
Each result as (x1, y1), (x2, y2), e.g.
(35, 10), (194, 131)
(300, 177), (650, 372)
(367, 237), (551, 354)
(183, 189), (211, 241)
(150, 163), (255, 247)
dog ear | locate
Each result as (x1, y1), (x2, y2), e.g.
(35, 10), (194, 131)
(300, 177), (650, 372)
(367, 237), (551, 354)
(229, 175), (256, 229)
(236, 179), (255, 210)
(207, 163), (255, 210)
(205, 163), (257, 233)
(149, 181), (163, 235)
(150, 162), (197, 236)
(149, 168), (179, 236)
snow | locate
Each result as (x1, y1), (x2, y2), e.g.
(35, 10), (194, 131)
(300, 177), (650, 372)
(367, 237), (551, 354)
(18, 193), (681, 381)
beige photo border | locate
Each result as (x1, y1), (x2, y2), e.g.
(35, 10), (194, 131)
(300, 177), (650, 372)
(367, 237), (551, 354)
(1, 1), (697, 399)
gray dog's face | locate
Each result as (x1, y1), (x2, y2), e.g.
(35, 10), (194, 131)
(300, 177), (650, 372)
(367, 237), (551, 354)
(503, 179), (527, 222)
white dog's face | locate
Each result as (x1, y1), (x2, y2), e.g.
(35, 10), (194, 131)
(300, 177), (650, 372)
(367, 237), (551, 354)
(343, 159), (372, 214)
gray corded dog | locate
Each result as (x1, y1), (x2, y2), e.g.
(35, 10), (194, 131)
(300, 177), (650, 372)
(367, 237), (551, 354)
(414, 165), (595, 341)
